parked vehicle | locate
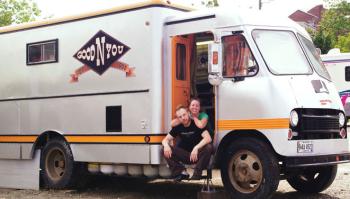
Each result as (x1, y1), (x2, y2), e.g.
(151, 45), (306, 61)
(322, 49), (350, 117)
(0, 1), (349, 198)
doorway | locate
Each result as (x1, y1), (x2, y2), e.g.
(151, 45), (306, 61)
(171, 32), (215, 129)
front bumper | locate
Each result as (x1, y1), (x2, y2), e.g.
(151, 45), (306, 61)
(284, 153), (350, 167)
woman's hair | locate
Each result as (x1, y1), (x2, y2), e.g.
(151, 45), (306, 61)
(189, 97), (201, 106)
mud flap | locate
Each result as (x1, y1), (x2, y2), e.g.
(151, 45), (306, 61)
(0, 150), (40, 190)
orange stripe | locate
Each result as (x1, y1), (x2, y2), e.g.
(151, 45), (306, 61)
(65, 135), (165, 143)
(218, 118), (289, 130)
(66, 136), (142, 143)
(0, 135), (165, 144)
(149, 135), (165, 143)
(0, 136), (37, 142)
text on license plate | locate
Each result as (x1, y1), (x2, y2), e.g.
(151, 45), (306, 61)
(297, 141), (313, 153)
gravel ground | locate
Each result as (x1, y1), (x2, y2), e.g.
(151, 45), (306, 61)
(0, 164), (349, 199)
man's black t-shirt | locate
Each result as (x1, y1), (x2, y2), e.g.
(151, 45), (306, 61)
(169, 120), (207, 152)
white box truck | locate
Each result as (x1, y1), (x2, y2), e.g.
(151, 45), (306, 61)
(322, 49), (350, 117)
(0, 0), (349, 198)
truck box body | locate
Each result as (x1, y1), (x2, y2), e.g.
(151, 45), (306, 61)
(0, 1), (349, 197)
(0, 2), (186, 163)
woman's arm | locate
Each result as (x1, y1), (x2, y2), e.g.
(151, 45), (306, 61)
(193, 116), (208, 129)
(170, 118), (181, 127)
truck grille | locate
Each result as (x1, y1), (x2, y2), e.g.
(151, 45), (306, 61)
(292, 109), (344, 140)
(301, 115), (339, 131)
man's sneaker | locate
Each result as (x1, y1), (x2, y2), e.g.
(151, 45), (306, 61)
(173, 173), (190, 182)
(190, 171), (203, 180)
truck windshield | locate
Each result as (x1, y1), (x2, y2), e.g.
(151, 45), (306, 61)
(298, 34), (331, 80)
(252, 30), (312, 75)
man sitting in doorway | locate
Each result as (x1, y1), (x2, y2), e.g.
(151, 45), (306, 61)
(162, 105), (213, 182)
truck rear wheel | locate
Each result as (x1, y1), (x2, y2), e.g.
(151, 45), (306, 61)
(287, 165), (337, 193)
(220, 138), (279, 199)
(40, 138), (76, 189)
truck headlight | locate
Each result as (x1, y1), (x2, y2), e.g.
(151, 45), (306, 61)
(339, 112), (345, 127)
(290, 110), (299, 127)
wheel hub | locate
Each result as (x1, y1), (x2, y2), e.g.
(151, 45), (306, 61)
(228, 150), (263, 193)
(45, 147), (66, 181)
(235, 163), (250, 182)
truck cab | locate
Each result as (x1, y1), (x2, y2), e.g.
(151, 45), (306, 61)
(165, 7), (350, 199)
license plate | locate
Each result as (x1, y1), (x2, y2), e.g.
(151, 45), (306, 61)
(297, 141), (313, 153)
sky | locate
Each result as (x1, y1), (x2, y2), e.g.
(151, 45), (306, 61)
(33, 0), (326, 19)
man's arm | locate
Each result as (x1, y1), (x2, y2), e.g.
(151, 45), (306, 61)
(162, 134), (174, 158)
(190, 130), (212, 162)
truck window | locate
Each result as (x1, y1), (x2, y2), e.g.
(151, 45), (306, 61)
(252, 30), (312, 75)
(27, 39), (58, 65)
(298, 34), (331, 81)
(222, 35), (258, 77)
(176, 43), (186, 80)
(346, 66), (350, 81)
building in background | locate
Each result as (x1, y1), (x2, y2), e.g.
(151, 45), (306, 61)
(289, 5), (325, 31)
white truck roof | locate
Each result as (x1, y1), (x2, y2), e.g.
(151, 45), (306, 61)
(0, 0), (193, 34)
(1, 0), (308, 39)
(165, 7), (310, 38)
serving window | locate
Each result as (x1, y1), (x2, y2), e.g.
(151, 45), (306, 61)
(27, 39), (58, 65)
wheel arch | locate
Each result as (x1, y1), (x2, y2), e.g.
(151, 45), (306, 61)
(30, 130), (69, 159)
(215, 129), (279, 168)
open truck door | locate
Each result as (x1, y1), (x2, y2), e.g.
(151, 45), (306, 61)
(171, 36), (191, 116)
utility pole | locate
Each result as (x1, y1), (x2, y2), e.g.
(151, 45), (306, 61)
(259, 0), (273, 10)
(259, 0), (262, 10)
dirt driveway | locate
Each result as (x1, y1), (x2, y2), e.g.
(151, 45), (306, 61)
(0, 164), (349, 199)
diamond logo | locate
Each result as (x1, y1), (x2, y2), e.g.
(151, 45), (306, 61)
(73, 30), (130, 75)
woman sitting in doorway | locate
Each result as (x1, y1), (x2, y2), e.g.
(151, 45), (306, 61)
(171, 98), (209, 129)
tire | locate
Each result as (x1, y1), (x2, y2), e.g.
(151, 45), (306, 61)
(287, 165), (337, 193)
(40, 138), (76, 189)
(220, 137), (280, 199)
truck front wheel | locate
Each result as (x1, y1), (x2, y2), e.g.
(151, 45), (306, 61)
(287, 165), (337, 193)
(40, 138), (76, 189)
(220, 138), (280, 199)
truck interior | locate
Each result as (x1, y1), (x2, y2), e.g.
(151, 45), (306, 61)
(171, 32), (215, 130)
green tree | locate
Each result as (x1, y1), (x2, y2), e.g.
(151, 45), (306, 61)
(202, 0), (219, 7)
(321, 1), (350, 37)
(0, 0), (41, 27)
(335, 33), (350, 52)
(313, 30), (334, 54)
(313, 0), (350, 52)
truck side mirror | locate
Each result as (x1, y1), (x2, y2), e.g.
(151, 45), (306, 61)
(208, 43), (223, 86)
(316, 48), (321, 56)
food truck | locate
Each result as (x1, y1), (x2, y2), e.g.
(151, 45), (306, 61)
(0, 1), (349, 198)
(322, 49), (350, 117)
